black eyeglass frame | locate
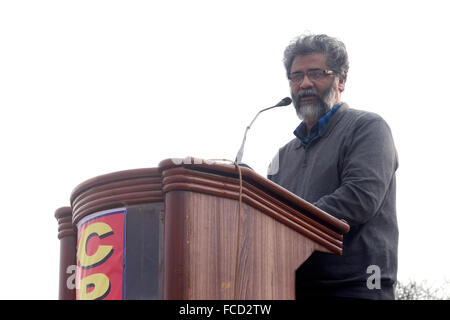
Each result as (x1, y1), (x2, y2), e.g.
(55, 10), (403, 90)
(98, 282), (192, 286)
(288, 68), (336, 85)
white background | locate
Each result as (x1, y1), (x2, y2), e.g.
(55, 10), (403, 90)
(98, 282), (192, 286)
(1, 0), (449, 299)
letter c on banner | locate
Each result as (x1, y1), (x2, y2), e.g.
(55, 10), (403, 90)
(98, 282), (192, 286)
(78, 222), (114, 269)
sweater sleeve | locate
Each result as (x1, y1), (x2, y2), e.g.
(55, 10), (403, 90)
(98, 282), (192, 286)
(313, 116), (398, 226)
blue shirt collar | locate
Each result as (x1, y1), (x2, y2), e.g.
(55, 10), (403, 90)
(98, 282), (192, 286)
(294, 102), (343, 145)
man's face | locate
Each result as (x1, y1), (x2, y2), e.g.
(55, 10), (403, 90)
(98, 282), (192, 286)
(289, 54), (344, 123)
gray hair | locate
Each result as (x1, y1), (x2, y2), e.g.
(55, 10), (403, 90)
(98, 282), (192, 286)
(283, 34), (349, 80)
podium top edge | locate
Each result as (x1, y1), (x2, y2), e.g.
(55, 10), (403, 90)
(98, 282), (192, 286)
(70, 167), (161, 204)
(158, 158), (350, 234)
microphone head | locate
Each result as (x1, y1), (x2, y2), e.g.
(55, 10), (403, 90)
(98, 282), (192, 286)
(276, 97), (292, 107)
(235, 96), (292, 163)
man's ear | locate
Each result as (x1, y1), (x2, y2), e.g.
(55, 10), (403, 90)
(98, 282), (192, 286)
(338, 73), (346, 92)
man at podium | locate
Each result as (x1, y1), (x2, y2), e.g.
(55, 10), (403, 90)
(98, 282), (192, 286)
(268, 34), (398, 300)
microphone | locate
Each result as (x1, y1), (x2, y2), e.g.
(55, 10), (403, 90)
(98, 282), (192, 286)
(234, 97), (292, 164)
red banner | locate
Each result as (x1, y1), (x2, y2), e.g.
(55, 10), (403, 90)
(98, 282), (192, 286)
(76, 209), (125, 300)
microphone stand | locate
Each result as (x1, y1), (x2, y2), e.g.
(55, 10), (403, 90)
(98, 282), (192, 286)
(234, 97), (292, 164)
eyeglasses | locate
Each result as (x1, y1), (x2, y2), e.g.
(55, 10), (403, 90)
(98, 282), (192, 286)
(288, 68), (335, 85)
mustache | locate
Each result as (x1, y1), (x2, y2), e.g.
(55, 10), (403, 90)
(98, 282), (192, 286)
(296, 89), (320, 99)
(294, 89), (321, 105)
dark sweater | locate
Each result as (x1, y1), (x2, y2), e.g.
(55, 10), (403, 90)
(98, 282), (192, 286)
(268, 103), (399, 299)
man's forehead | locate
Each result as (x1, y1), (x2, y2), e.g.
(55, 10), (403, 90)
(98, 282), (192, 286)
(291, 53), (328, 71)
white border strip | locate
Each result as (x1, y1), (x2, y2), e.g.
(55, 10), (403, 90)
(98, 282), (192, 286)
(77, 207), (126, 229)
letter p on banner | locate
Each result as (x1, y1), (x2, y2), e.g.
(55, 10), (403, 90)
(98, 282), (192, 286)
(76, 209), (125, 300)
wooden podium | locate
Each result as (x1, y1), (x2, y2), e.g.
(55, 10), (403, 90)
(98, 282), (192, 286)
(55, 157), (349, 300)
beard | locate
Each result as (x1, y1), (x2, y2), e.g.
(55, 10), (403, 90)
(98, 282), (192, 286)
(293, 81), (338, 123)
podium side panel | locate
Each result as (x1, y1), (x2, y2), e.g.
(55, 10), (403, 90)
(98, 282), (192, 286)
(236, 201), (316, 299)
(164, 191), (240, 299)
(164, 190), (320, 300)
(125, 202), (164, 299)
(186, 192), (239, 299)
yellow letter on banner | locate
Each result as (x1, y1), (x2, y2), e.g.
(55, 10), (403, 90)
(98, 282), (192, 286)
(79, 273), (111, 300)
(78, 222), (114, 269)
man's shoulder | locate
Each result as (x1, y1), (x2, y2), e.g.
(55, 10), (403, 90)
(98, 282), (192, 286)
(339, 106), (395, 146)
(335, 105), (391, 135)
(342, 105), (386, 124)
(278, 137), (299, 154)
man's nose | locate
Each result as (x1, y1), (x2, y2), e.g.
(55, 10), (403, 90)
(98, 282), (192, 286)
(299, 75), (314, 89)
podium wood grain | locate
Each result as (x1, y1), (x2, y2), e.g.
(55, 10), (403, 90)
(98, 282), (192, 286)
(164, 190), (321, 300)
